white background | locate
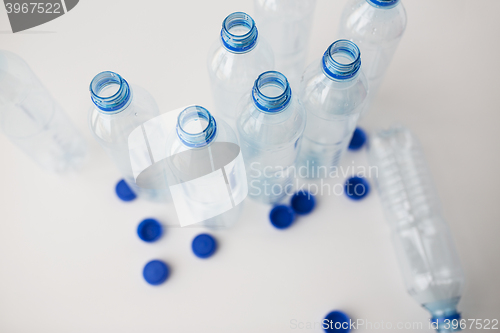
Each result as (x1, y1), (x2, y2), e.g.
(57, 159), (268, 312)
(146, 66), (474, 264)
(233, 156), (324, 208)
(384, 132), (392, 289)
(0, 0), (499, 332)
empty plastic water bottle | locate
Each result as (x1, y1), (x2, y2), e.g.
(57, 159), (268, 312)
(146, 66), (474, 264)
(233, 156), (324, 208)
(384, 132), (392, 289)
(237, 71), (306, 204)
(0, 50), (87, 173)
(368, 125), (465, 333)
(297, 40), (368, 178)
(338, 0), (407, 114)
(207, 12), (274, 129)
(164, 106), (247, 229)
(89, 71), (169, 202)
(254, 0), (317, 89)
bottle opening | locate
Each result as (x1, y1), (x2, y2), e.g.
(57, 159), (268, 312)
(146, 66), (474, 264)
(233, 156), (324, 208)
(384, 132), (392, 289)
(227, 24), (251, 37)
(90, 71), (131, 113)
(322, 40), (361, 81)
(177, 106), (217, 148)
(252, 71), (291, 113)
(221, 12), (258, 53)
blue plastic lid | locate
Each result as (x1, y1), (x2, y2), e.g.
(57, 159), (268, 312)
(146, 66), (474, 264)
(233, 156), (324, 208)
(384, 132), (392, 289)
(291, 191), (316, 215)
(143, 260), (170, 285)
(345, 176), (370, 200)
(115, 179), (136, 202)
(348, 127), (367, 151)
(270, 205), (295, 229)
(192, 234), (217, 259)
(344, 176), (370, 200)
(324, 310), (351, 333)
(137, 218), (163, 242)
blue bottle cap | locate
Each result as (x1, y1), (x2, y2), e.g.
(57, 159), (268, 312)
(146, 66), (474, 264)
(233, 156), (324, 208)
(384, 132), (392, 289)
(348, 127), (367, 151)
(115, 179), (136, 202)
(137, 218), (163, 242)
(269, 205), (295, 229)
(291, 190), (316, 215)
(143, 260), (170, 285)
(324, 310), (351, 333)
(344, 176), (370, 200)
(192, 234), (217, 259)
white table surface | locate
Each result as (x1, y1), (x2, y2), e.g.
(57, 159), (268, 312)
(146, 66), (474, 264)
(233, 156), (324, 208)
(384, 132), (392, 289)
(0, 0), (499, 332)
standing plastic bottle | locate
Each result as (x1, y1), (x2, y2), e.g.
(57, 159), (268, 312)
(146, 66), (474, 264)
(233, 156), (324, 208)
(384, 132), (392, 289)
(165, 106), (247, 229)
(89, 71), (169, 202)
(254, 0), (317, 89)
(237, 71), (306, 204)
(368, 125), (465, 333)
(338, 0), (407, 114)
(0, 50), (87, 173)
(297, 40), (368, 178)
(207, 12), (274, 129)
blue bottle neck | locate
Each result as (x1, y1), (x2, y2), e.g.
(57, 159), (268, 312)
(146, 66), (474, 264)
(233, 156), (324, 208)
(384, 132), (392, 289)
(252, 71), (292, 113)
(90, 71), (131, 114)
(322, 40), (362, 81)
(176, 106), (217, 148)
(367, 0), (400, 9)
(424, 298), (462, 333)
(220, 12), (258, 53)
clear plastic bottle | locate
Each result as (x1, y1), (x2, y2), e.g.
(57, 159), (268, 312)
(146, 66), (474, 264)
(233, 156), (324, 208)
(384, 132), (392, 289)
(297, 40), (368, 178)
(0, 50), (87, 173)
(338, 0), (407, 114)
(368, 125), (465, 333)
(207, 12), (274, 129)
(165, 106), (247, 229)
(89, 71), (169, 202)
(253, 0), (317, 89)
(237, 71), (306, 204)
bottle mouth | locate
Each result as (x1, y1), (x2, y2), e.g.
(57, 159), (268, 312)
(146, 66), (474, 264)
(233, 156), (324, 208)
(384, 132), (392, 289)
(322, 40), (361, 81)
(252, 71), (292, 113)
(367, 0), (400, 8)
(90, 71), (131, 113)
(221, 12), (258, 53)
(176, 106), (217, 148)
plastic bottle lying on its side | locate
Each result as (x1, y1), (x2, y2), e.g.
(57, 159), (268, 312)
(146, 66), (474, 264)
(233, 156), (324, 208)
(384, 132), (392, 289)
(368, 125), (465, 333)
(0, 50), (87, 173)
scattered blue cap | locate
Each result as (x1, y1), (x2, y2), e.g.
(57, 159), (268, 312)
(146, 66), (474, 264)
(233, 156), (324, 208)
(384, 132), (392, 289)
(192, 234), (217, 259)
(115, 179), (136, 202)
(137, 218), (163, 242)
(291, 191), (316, 215)
(324, 310), (351, 333)
(269, 205), (295, 229)
(345, 176), (370, 200)
(348, 127), (367, 151)
(143, 260), (170, 285)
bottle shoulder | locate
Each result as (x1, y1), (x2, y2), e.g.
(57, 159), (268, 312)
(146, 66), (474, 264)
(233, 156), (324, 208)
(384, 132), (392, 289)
(339, 0), (407, 44)
(89, 84), (160, 142)
(207, 38), (275, 83)
(300, 60), (368, 118)
(237, 95), (306, 145)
